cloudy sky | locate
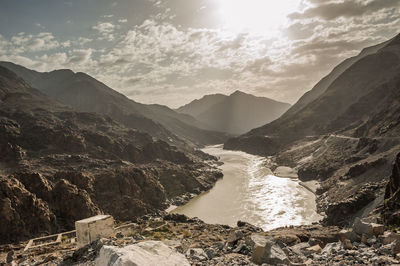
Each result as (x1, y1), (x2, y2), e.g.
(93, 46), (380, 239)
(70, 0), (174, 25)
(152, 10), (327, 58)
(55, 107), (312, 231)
(0, 0), (399, 107)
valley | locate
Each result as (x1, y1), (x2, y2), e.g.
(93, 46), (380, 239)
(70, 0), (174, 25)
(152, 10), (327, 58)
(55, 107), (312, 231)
(0, 12), (399, 263)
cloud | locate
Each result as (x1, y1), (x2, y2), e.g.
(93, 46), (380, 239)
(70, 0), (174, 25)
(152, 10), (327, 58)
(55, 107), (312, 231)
(0, 1), (398, 108)
(10, 32), (60, 52)
(67, 48), (93, 64)
(290, 0), (400, 20)
(92, 22), (118, 41)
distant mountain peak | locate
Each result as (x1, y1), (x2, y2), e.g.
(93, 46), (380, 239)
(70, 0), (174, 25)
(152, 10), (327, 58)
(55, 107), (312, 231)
(177, 91), (290, 135)
(230, 90), (247, 96)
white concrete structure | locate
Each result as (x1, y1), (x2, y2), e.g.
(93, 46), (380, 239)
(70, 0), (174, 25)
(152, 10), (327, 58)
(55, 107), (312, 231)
(75, 215), (115, 248)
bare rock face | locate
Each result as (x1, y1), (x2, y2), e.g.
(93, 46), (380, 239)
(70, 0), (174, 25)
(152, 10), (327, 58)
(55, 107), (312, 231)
(383, 152), (400, 225)
(323, 183), (380, 226)
(92, 168), (167, 221)
(0, 177), (57, 243)
(0, 66), (222, 244)
(13, 172), (52, 201)
(51, 179), (101, 229)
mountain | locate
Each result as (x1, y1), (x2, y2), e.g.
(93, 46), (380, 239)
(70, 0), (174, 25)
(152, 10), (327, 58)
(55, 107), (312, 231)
(177, 90), (291, 135)
(177, 93), (228, 117)
(0, 66), (222, 243)
(0, 62), (228, 147)
(282, 38), (392, 117)
(225, 34), (400, 226)
(225, 34), (400, 155)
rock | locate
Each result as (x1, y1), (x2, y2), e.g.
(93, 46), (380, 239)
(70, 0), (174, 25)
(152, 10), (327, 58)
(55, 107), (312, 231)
(6, 251), (14, 263)
(380, 243), (393, 255)
(274, 234), (301, 246)
(227, 230), (244, 244)
(353, 217), (374, 236)
(96, 241), (190, 266)
(164, 213), (189, 223)
(324, 184), (378, 226)
(361, 234), (368, 244)
(392, 240), (400, 255)
(382, 153), (400, 225)
(338, 229), (360, 242)
(205, 248), (217, 259)
(367, 236), (377, 246)
(308, 238), (323, 248)
(213, 241), (225, 251)
(185, 248), (208, 261)
(237, 221), (246, 227)
(371, 223), (385, 236)
(0, 177), (57, 244)
(381, 231), (400, 245)
(322, 242), (342, 255)
(290, 242), (310, 256)
(343, 239), (353, 250)
(249, 234), (289, 265)
(306, 245), (322, 254)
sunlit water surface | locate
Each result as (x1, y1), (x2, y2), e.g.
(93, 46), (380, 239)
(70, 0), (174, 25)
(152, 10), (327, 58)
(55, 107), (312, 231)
(172, 145), (321, 231)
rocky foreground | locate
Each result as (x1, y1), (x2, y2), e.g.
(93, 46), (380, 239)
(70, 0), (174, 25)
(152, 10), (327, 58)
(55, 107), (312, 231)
(1, 213), (400, 265)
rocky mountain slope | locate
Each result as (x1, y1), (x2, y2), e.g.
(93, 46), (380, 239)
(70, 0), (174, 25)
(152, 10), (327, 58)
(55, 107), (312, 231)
(0, 66), (222, 244)
(0, 62), (228, 147)
(177, 90), (290, 135)
(282, 38), (391, 117)
(225, 34), (400, 155)
(225, 34), (400, 227)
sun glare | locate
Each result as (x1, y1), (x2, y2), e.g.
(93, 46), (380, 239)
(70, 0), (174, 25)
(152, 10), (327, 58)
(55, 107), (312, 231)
(217, 0), (301, 36)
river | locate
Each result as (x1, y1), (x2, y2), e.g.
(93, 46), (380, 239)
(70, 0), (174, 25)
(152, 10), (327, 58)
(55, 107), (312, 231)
(171, 145), (322, 231)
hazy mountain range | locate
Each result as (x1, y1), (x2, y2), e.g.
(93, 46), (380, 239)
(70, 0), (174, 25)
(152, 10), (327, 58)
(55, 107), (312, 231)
(177, 90), (291, 135)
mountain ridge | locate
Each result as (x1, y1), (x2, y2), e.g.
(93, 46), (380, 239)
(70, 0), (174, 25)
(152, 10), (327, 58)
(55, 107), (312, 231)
(177, 90), (291, 135)
(0, 61), (229, 148)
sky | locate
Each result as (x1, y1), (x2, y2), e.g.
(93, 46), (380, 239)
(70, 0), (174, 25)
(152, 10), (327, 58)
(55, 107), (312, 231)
(0, 0), (399, 108)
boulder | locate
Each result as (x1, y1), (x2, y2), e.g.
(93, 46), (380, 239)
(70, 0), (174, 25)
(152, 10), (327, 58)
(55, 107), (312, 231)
(342, 239), (353, 250)
(381, 231), (400, 245)
(321, 242), (342, 255)
(227, 230), (244, 244)
(371, 223), (385, 236)
(392, 240), (400, 255)
(353, 217), (382, 236)
(274, 234), (301, 246)
(306, 245), (322, 254)
(290, 242), (310, 256)
(339, 229), (360, 242)
(185, 248), (208, 261)
(96, 241), (190, 266)
(249, 234), (289, 265)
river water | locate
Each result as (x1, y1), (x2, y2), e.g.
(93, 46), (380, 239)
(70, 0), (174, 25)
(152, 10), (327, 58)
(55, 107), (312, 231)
(172, 145), (322, 231)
